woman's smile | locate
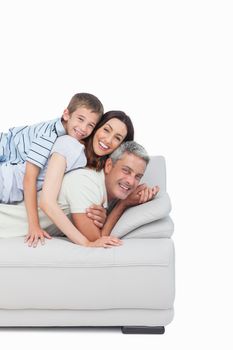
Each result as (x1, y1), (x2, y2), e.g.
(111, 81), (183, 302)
(93, 118), (127, 156)
(98, 140), (110, 151)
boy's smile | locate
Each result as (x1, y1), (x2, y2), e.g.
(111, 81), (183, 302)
(62, 107), (100, 141)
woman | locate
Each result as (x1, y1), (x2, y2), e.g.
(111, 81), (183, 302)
(29, 111), (136, 248)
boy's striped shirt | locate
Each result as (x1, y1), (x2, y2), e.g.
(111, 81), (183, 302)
(0, 118), (66, 168)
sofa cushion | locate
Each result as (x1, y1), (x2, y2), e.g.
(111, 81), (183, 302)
(0, 237), (175, 310)
(111, 193), (172, 238)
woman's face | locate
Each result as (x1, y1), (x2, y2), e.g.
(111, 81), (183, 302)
(92, 118), (128, 156)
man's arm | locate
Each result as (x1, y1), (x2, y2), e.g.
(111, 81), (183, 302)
(73, 184), (159, 239)
(101, 184), (159, 237)
(71, 213), (101, 241)
(70, 213), (122, 247)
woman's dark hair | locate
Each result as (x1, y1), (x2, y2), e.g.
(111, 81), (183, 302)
(85, 110), (134, 171)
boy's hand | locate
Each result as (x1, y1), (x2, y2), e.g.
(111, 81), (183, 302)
(25, 227), (52, 248)
(86, 203), (107, 228)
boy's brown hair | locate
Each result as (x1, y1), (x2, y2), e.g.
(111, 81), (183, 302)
(67, 93), (104, 117)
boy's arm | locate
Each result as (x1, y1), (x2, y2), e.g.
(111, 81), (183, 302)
(23, 162), (52, 247)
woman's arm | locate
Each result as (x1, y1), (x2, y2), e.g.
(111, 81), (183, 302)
(39, 153), (91, 246)
(23, 162), (52, 247)
(39, 153), (121, 247)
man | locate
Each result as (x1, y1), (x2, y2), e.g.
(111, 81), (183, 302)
(0, 141), (158, 247)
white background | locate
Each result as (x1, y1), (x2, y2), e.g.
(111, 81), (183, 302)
(0, 0), (233, 349)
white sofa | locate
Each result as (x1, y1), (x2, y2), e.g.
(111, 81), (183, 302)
(0, 156), (175, 334)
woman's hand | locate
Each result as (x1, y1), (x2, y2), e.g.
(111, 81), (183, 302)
(86, 204), (107, 228)
(24, 226), (52, 247)
(87, 236), (123, 248)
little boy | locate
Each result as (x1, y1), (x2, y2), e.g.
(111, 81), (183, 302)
(0, 92), (104, 243)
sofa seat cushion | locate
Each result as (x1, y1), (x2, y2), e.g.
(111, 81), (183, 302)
(0, 237), (175, 310)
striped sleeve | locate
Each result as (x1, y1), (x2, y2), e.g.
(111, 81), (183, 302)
(26, 133), (58, 168)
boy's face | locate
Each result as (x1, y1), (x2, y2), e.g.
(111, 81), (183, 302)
(104, 152), (147, 201)
(62, 107), (100, 141)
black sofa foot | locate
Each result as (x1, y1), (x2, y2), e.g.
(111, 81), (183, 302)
(121, 326), (165, 334)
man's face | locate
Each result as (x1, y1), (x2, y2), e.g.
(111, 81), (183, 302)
(62, 107), (100, 141)
(104, 152), (147, 201)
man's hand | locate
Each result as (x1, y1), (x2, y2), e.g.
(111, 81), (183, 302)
(86, 203), (107, 228)
(87, 236), (123, 248)
(122, 184), (160, 208)
(24, 226), (52, 248)
(138, 184), (160, 204)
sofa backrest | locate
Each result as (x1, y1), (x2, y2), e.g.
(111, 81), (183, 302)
(142, 156), (166, 194)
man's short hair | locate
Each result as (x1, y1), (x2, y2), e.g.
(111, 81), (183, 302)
(110, 141), (150, 165)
